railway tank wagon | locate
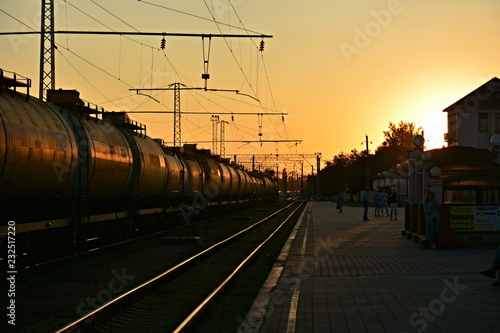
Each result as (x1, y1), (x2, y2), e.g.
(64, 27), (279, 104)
(48, 90), (136, 246)
(101, 111), (171, 236)
(191, 147), (222, 200)
(163, 149), (187, 205)
(235, 166), (251, 202)
(224, 161), (240, 203)
(0, 86), (79, 218)
(0, 70), (278, 261)
(0, 82), (81, 256)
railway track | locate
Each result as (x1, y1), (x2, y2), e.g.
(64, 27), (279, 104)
(1, 198), (283, 275)
(54, 199), (305, 332)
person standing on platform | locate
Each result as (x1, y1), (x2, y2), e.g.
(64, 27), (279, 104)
(336, 192), (344, 212)
(423, 191), (440, 250)
(381, 189), (389, 216)
(373, 189), (381, 217)
(389, 190), (398, 220)
(480, 246), (500, 287)
(362, 186), (370, 221)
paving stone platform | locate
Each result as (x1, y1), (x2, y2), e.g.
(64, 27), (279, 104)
(240, 201), (499, 333)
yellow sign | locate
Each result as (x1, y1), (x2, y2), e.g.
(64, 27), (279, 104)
(450, 206), (474, 232)
(450, 206), (500, 232)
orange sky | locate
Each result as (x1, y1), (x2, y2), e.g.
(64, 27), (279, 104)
(2, 0), (500, 173)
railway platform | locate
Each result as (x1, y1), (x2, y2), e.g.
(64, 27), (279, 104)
(240, 201), (499, 333)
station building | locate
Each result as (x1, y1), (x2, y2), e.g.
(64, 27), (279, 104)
(380, 77), (500, 247)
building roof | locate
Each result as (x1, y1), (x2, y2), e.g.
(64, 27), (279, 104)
(428, 146), (500, 187)
(443, 77), (500, 112)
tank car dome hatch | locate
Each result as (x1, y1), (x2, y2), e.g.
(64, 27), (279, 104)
(103, 111), (131, 125)
(183, 143), (198, 151)
(46, 89), (83, 106)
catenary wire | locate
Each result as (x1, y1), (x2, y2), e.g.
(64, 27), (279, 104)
(136, 0), (265, 35)
(0, 8), (37, 31)
(90, 0), (141, 32)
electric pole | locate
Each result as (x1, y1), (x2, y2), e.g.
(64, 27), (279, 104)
(39, 0), (55, 100)
(363, 134), (372, 187)
(211, 115), (220, 154)
(220, 120), (228, 158)
(171, 82), (184, 147)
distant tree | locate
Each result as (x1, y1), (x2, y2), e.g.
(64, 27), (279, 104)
(321, 149), (366, 196)
(376, 121), (423, 155)
(372, 121), (422, 173)
(320, 121), (422, 198)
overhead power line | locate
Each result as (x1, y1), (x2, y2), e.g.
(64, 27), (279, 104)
(125, 111), (287, 115)
(90, 0), (141, 32)
(136, 0), (266, 35)
(0, 31), (273, 38)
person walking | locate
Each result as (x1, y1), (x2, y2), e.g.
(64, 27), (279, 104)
(389, 190), (398, 220)
(336, 192), (344, 212)
(423, 191), (440, 249)
(362, 186), (370, 221)
(480, 246), (500, 287)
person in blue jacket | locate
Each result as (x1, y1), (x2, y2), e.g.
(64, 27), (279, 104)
(423, 191), (440, 250)
(362, 187), (370, 221)
(336, 192), (344, 212)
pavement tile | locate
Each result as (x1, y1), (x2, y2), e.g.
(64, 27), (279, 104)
(242, 201), (499, 333)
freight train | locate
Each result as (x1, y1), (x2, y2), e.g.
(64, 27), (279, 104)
(0, 69), (278, 260)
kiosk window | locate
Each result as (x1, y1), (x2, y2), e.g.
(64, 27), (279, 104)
(483, 190), (499, 204)
(444, 190), (476, 204)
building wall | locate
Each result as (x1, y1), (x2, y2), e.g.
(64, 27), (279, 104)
(447, 108), (500, 149)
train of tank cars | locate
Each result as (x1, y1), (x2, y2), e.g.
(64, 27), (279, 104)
(0, 69), (278, 258)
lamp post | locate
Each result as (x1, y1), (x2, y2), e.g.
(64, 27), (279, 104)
(407, 135), (425, 239)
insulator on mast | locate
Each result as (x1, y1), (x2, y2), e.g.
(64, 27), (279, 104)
(160, 37), (166, 50)
(259, 40), (265, 52)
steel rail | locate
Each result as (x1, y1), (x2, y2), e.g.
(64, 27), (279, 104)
(173, 201), (305, 332)
(54, 200), (299, 333)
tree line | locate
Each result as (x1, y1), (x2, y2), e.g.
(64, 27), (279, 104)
(318, 121), (423, 196)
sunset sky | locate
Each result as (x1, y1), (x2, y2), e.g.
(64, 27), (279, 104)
(2, 0), (500, 173)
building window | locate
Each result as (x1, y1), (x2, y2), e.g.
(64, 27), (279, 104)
(478, 113), (488, 131)
(496, 113), (500, 134)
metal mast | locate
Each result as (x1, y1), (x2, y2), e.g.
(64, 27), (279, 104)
(220, 121), (228, 158)
(39, 0), (55, 100)
(170, 82), (185, 147)
(211, 115), (220, 154)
